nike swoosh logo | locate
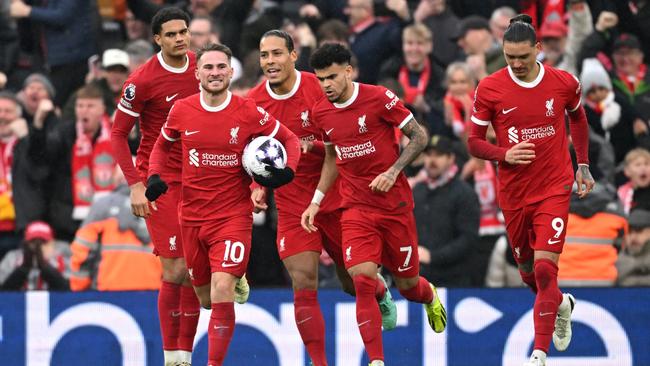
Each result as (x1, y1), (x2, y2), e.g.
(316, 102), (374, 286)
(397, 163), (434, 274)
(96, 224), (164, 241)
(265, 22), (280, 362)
(358, 320), (371, 327)
(185, 130), (200, 136)
(171, 311), (181, 317)
(296, 316), (313, 325)
(547, 239), (561, 245)
(325, 128), (334, 135)
(397, 266), (413, 272)
(221, 262), (238, 268)
(539, 311), (555, 317)
(166, 93), (179, 102)
(502, 107), (517, 114)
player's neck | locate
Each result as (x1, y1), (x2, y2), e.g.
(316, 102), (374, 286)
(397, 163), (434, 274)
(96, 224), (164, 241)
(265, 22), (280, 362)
(519, 62), (541, 83)
(271, 68), (298, 95)
(161, 52), (187, 69)
(202, 89), (228, 107)
(337, 82), (355, 104)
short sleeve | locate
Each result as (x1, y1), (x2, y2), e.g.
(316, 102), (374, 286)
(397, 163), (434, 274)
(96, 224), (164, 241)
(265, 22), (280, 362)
(566, 74), (582, 112)
(117, 76), (146, 117)
(471, 82), (494, 126)
(161, 104), (181, 141)
(311, 107), (332, 145)
(376, 87), (413, 129)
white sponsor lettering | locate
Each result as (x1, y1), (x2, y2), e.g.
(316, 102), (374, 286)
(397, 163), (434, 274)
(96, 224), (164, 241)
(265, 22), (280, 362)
(520, 125), (556, 141)
(335, 141), (376, 160)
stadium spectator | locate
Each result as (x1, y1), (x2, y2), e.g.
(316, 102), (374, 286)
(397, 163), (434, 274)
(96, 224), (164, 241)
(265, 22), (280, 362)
(18, 73), (57, 125)
(0, 221), (70, 291)
(69, 169), (162, 291)
(28, 84), (115, 242)
(125, 39), (155, 71)
(538, 0), (592, 76)
(189, 16), (243, 81)
(379, 24), (446, 123)
(581, 58), (649, 164)
(124, 9), (151, 42)
(442, 62), (476, 138)
(558, 184), (627, 287)
(413, 135), (480, 287)
(454, 15), (506, 75)
(489, 6), (516, 44)
(618, 148), (650, 214)
(414, 0), (463, 68)
(345, 0), (404, 84)
(0, 3), (19, 92)
(616, 209), (650, 286)
(63, 49), (131, 122)
(0, 92), (27, 260)
(9, 0), (98, 107)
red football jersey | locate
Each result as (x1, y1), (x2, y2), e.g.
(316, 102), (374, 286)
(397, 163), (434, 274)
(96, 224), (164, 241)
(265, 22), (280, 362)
(160, 92), (283, 225)
(117, 52), (199, 183)
(312, 82), (414, 214)
(471, 63), (581, 210)
(248, 70), (342, 214)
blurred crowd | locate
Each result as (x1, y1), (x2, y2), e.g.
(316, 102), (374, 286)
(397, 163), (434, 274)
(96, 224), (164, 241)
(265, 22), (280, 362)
(0, 0), (649, 292)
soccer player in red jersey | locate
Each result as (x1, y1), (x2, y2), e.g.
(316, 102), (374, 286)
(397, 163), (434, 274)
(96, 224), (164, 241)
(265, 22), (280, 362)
(110, 8), (204, 365)
(247, 30), (396, 366)
(301, 43), (447, 366)
(467, 15), (595, 366)
(145, 43), (300, 366)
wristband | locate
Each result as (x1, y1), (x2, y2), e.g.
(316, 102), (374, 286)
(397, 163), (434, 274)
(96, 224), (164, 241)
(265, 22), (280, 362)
(311, 190), (325, 205)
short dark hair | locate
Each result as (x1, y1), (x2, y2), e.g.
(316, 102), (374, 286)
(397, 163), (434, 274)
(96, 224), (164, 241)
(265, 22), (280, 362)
(151, 7), (190, 35)
(76, 84), (104, 100)
(317, 20), (349, 44)
(261, 29), (295, 53)
(197, 43), (233, 63)
(310, 43), (352, 70)
(503, 14), (537, 46)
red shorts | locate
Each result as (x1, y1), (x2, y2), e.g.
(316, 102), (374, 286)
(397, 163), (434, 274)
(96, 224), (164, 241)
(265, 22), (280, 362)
(145, 181), (183, 258)
(276, 209), (344, 265)
(340, 208), (419, 278)
(181, 215), (252, 287)
(502, 194), (570, 264)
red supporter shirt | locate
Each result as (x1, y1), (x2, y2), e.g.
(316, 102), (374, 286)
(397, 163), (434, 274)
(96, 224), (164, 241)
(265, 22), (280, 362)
(248, 70), (342, 214)
(113, 52), (198, 184)
(312, 82), (414, 214)
(471, 63), (582, 210)
(151, 92), (298, 226)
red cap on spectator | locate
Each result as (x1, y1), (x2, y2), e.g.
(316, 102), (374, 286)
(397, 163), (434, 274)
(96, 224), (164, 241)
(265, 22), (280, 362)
(539, 21), (568, 39)
(25, 221), (54, 242)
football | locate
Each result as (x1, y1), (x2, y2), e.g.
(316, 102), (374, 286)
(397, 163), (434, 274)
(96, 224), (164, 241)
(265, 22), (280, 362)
(242, 136), (287, 177)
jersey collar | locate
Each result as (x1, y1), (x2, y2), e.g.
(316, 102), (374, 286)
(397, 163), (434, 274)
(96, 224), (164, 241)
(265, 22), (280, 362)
(333, 82), (359, 109)
(157, 52), (189, 74)
(507, 61), (545, 88)
(266, 69), (301, 100)
(200, 89), (232, 112)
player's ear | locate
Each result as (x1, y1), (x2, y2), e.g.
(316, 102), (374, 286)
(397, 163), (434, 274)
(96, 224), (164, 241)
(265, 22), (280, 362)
(290, 49), (298, 63)
(535, 41), (542, 52)
(195, 67), (200, 81)
(153, 34), (162, 47)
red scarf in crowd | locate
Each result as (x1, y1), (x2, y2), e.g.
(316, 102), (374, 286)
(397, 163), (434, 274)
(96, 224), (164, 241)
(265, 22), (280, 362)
(0, 138), (16, 231)
(473, 162), (505, 236)
(617, 63), (647, 94)
(398, 58), (431, 105)
(71, 115), (116, 220)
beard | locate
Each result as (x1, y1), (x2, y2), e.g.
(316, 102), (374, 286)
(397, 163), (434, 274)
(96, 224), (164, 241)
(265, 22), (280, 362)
(201, 78), (230, 95)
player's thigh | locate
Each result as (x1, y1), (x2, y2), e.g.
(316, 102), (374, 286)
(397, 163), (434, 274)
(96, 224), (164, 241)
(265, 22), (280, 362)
(145, 181), (183, 259)
(379, 211), (420, 279)
(341, 208), (382, 270)
(204, 215), (253, 278)
(502, 206), (534, 265)
(181, 225), (211, 288)
(276, 212), (323, 261)
(316, 209), (345, 266)
(532, 194), (570, 254)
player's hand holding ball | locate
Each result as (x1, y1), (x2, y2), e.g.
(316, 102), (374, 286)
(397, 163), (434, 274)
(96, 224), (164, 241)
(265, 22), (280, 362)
(145, 174), (168, 201)
(253, 166), (295, 189)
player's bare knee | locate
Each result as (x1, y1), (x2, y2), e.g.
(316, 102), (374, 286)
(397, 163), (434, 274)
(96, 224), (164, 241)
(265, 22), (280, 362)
(394, 276), (418, 292)
(290, 268), (318, 290)
(198, 296), (211, 309)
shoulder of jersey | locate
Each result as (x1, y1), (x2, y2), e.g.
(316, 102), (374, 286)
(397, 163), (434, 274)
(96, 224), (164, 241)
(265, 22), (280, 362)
(547, 65), (579, 85)
(247, 80), (268, 100)
(187, 51), (197, 65)
(126, 55), (158, 85)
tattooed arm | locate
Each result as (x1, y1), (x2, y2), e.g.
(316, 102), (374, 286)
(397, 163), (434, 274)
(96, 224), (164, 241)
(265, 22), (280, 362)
(369, 118), (428, 193)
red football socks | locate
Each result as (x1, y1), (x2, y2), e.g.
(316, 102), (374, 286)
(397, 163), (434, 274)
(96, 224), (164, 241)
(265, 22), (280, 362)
(178, 285), (200, 352)
(398, 276), (433, 304)
(208, 302), (235, 366)
(353, 275), (383, 362)
(294, 289), (327, 366)
(520, 269), (538, 294)
(374, 278), (386, 301)
(159, 281), (181, 350)
(533, 259), (563, 353)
